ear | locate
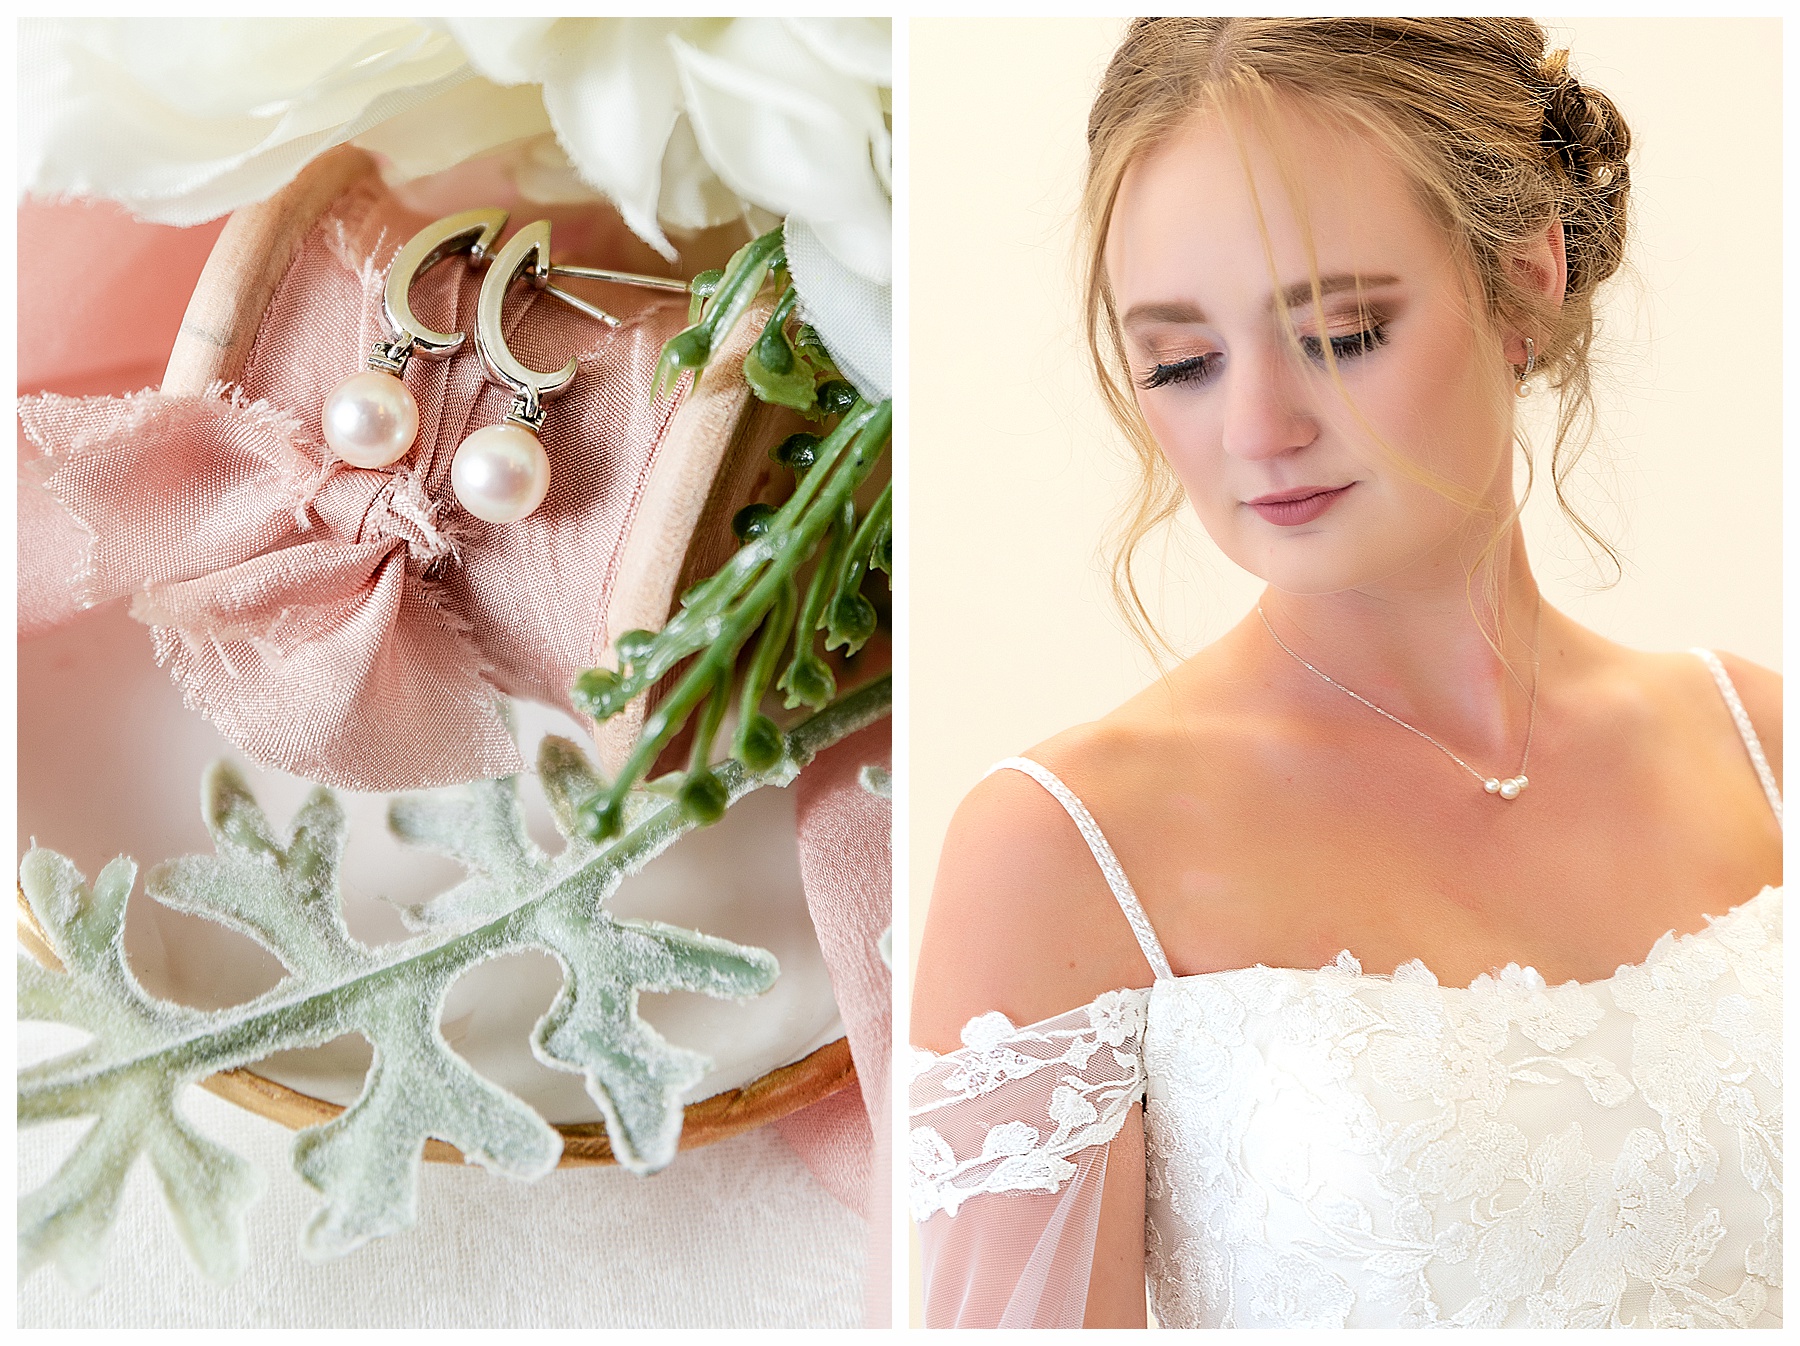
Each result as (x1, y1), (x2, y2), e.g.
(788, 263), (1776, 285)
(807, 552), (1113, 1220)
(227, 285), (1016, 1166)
(1505, 217), (1567, 365)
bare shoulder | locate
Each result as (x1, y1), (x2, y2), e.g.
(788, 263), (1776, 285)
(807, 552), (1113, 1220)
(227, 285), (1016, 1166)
(1709, 650), (1782, 782)
(1608, 644), (1783, 785)
(910, 720), (1164, 1055)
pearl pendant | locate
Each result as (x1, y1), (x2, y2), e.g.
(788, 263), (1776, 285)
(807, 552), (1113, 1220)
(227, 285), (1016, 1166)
(1498, 777), (1524, 800)
(322, 369), (419, 468)
(451, 423), (551, 523)
(1484, 778), (1501, 794)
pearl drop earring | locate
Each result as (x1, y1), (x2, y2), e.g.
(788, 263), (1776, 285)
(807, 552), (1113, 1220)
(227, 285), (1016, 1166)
(322, 208), (508, 468)
(455, 219), (687, 524)
(1514, 335), (1537, 399)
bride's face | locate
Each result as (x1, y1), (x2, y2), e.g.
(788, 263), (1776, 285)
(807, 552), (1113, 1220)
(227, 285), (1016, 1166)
(1106, 101), (1519, 596)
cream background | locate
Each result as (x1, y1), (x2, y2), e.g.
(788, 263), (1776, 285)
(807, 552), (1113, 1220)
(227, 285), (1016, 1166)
(907, 15), (1782, 971)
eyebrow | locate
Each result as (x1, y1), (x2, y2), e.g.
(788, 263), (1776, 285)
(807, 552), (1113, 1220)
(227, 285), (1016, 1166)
(1120, 273), (1402, 331)
(1274, 273), (1401, 309)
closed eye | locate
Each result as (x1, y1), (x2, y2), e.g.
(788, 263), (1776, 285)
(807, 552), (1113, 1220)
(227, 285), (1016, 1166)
(1140, 352), (1222, 390)
(1300, 324), (1389, 365)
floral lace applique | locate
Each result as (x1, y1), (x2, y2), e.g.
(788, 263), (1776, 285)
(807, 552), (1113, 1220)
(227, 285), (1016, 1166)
(1143, 889), (1782, 1329)
(909, 989), (1149, 1222)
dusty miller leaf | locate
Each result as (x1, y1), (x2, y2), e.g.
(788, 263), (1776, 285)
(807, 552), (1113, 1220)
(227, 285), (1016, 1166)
(16, 677), (889, 1287)
(17, 850), (258, 1288)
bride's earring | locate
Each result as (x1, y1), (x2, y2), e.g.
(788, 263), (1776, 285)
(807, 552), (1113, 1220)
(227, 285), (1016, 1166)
(454, 219), (689, 524)
(454, 220), (569, 523)
(322, 207), (508, 468)
(1514, 335), (1537, 399)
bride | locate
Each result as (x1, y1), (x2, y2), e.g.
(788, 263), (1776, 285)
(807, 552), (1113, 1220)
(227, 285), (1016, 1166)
(909, 18), (1781, 1329)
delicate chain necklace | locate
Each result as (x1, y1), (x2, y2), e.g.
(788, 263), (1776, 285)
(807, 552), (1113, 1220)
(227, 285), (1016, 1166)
(1256, 597), (1544, 800)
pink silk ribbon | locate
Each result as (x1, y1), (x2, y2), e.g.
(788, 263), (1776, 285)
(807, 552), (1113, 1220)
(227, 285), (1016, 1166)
(18, 180), (688, 791)
(784, 722), (894, 1325)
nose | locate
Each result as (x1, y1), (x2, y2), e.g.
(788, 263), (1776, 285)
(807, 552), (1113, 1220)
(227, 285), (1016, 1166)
(1220, 342), (1318, 462)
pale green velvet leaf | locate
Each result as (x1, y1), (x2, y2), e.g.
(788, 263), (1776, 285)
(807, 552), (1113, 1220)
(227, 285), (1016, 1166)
(19, 1105), (140, 1290)
(294, 998), (561, 1257)
(19, 850), (135, 984)
(536, 734), (604, 861)
(533, 907), (779, 1173)
(385, 773), (546, 928)
(144, 1092), (265, 1284)
(19, 851), (177, 1056)
(147, 763), (367, 979)
(536, 735), (670, 855)
(18, 954), (110, 1036)
(22, 1068), (260, 1287)
(17, 678), (888, 1289)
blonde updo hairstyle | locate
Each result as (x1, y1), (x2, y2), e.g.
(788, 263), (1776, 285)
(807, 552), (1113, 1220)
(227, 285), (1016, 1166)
(1084, 17), (1632, 649)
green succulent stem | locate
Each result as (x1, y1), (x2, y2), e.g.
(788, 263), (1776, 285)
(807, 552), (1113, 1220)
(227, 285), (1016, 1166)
(823, 483), (891, 655)
(732, 577), (798, 768)
(743, 286), (817, 413)
(576, 402), (890, 837)
(652, 230), (786, 399)
(779, 498), (854, 707)
(686, 268), (724, 324)
(841, 482), (892, 581)
(764, 285), (801, 348)
(571, 399), (887, 726)
(690, 673), (729, 771)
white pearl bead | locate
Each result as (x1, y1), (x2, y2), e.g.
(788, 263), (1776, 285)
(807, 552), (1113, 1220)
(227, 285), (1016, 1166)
(1484, 778), (1501, 794)
(452, 423), (551, 524)
(322, 369), (419, 468)
(1514, 776), (1528, 791)
(1499, 779), (1522, 800)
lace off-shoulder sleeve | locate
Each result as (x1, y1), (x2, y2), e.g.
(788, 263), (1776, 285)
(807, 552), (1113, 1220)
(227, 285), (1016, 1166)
(909, 989), (1150, 1327)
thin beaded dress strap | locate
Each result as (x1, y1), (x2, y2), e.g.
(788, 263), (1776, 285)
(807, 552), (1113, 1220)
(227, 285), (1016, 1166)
(1691, 649), (1783, 826)
(986, 756), (1176, 982)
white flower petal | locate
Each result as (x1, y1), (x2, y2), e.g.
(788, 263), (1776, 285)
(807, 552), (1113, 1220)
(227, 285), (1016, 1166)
(671, 22), (890, 282)
(352, 78), (552, 184)
(783, 18), (892, 87)
(657, 114), (744, 233)
(19, 9), (896, 358)
(538, 18), (695, 262)
(439, 18), (560, 86)
(505, 134), (607, 207)
(785, 217), (891, 402)
(21, 18), (470, 225)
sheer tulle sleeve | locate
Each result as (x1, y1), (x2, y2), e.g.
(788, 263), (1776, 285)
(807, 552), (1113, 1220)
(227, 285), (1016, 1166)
(909, 989), (1149, 1328)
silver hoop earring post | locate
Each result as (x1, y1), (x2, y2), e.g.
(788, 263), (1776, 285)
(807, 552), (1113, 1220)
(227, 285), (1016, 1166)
(1514, 335), (1537, 398)
(321, 207), (509, 469)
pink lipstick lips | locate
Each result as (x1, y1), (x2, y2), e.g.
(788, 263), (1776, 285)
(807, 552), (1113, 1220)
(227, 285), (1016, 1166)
(1246, 484), (1353, 526)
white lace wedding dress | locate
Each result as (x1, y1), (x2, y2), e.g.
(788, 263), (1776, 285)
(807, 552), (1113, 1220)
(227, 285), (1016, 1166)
(911, 650), (1782, 1328)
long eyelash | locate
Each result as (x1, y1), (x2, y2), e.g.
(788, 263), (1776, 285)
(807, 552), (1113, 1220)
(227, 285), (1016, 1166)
(1140, 354), (1220, 390)
(1302, 323), (1389, 363)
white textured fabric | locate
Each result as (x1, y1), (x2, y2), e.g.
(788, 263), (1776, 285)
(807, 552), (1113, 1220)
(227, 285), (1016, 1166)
(785, 215), (891, 403)
(19, 1063), (864, 1328)
(912, 654), (1783, 1328)
(1141, 890), (1781, 1328)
